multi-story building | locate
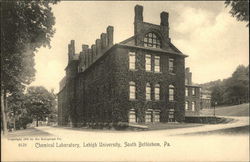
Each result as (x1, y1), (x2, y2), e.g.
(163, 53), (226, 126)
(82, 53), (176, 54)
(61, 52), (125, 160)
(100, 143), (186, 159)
(200, 89), (212, 109)
(58, 5), (188, 126)
(185, 68), (201, 116)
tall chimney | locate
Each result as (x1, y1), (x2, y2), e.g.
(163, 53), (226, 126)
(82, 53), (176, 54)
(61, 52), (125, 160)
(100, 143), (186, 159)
(96, 39), (101, 56)
(68, 40), (75, 62)
(100, 33), (107, 51)
(160, 11), (169, 39)
(88, 49), (93, 64)
(160, 12), (169, 26)
(85, 49), (89, 67)
(82, 44), (88, 68)
(91, 45), (96, 60)
(134, 5), (143, 22)
(107, 26), (114, 47)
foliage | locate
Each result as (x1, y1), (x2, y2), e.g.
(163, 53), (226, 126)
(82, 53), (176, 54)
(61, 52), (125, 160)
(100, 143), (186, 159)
(25, 86), (56, 126)
(1, 0), (58, 93)
(7, 91), (26, 117)
(225, 0), (249, 26)
(201, 65), (249, 106)
(1, 0), (59, 134)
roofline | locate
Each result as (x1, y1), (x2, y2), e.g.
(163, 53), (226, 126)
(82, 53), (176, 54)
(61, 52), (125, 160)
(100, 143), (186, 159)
(117, 43), (188, 57)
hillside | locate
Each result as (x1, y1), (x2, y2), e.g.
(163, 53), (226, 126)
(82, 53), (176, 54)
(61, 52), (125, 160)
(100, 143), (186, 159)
(200, 103), (249, 116)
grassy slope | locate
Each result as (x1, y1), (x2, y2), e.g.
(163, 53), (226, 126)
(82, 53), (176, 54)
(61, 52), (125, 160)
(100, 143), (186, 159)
(200, 103), (249, 116)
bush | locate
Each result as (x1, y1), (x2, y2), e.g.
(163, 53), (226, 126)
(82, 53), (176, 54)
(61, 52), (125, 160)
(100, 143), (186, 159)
(16, 116), (33, 129)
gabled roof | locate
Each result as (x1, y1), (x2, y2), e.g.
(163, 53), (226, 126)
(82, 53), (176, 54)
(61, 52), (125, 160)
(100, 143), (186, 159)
(119, 36), (187, 57)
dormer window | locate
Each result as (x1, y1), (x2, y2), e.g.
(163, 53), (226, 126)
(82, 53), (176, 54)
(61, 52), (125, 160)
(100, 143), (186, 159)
(143, 32), (161, 48)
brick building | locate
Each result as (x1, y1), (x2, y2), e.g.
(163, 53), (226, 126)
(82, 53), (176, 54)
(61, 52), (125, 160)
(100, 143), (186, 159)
(185, 68), (201, 116)
(200, 89), (212, 109)
(58, 5), (188, 126)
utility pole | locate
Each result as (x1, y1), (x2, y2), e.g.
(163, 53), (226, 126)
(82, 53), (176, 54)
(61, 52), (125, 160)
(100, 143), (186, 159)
(214, 101), (217, 117)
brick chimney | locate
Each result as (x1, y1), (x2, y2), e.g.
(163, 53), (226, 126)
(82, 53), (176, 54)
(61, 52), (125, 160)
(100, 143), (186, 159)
(160, 11), (169, 38)
(134, 5), (143, 22)
(68, 40), (75, 63)
(96, 39), (101, 56)
(106, 26), (114, 47)
(101, 33), (107, 51)
(185, 68), (192, 85)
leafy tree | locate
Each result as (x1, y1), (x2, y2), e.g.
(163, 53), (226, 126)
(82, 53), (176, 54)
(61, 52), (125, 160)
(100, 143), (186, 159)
(25, 86), (55, 127)
(1, 0), (59, 134)
(225, 0), (249, 26)
(206, 65), (249, 106)
(7, 91), (26, 130)
(223, 65), (249, 104)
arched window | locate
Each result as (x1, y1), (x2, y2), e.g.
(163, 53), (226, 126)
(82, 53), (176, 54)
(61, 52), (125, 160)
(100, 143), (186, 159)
(169, 84), (175, 101)
(143, 32), (161, 48)
(129, 81), (136, 100)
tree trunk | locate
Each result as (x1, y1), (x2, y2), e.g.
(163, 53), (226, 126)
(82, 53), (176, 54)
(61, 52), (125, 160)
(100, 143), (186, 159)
(1, 89), (8, 135)
(36, 117), (39, 127)
(13, 109), (16, 131)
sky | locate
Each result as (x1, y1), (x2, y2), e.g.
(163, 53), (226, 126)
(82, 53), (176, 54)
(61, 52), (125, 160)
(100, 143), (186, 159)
(30, 1), (249, 93)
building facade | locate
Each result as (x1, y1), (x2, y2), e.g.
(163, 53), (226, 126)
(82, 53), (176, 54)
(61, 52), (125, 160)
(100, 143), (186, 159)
(200, 89), (212, 109)
(185, 68), (201, 116)
(58, 5), (187, 126)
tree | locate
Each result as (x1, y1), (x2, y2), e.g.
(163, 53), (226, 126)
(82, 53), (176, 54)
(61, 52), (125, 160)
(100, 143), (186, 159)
(7, 91), (26, 130)
(223, 65), (249, 104)
(208, 65), (249, 105)
(25, 86), (55, 127)
(225, 0), (249, 27)
(1, 0), (59, 134)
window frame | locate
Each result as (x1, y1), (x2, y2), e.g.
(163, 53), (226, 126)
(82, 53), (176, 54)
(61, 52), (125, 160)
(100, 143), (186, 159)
(192, 101), (195, 111)
(185, 87), (189, 96)
(143, 32), (161, 48)
(169, 84), (175, 101)
(129, 52), (136, 70)
(129, 81), (136, 100)
(154, 84), (160, 101)
(185, 101), (189, 110)
(192, 88), (196, 96)
(146, 83), (151, 100)
(169, 58), (175, 74)
(154, 55), (160, 72)
(145, 54), (152, 72)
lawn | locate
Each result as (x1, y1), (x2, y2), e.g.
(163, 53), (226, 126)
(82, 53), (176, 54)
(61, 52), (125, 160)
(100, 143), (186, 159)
(200, 103), (249, 116)
(136, 122), (203, 131)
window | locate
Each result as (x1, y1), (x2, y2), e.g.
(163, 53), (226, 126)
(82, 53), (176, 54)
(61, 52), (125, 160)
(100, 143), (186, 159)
(192, 102), (195, 111)
(185, 78), (188, 85)
(185, 101), (189, 110)
(145, 54), (151, 71)
(154, 56), (160, 72)
(129, 52), (136, 70)
(154, 110), (160, 122)
(146, 83), (151, 100)
(155, 84), (160, 100)
(143, 32), (161, 48)
(185, 87), (188, 96)
(129, 81), (136, 100)
(169, 58), (175, 73)
(145, 110), (152, 122)
(129, 110), (136, 123)
(169, 84), (175, 101)
(192, 88), (195, 96)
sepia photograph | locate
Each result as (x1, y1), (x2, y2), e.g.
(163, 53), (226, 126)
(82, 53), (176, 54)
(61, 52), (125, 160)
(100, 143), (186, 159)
(1, 0), (249, 161)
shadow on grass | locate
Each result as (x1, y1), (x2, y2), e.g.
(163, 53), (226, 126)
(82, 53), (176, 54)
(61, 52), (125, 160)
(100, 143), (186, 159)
(180, 125), (249, 136)
(6, 127), (53, 138)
